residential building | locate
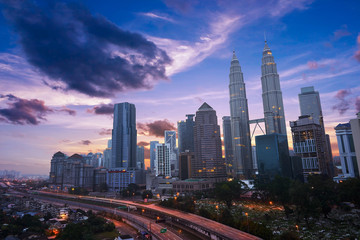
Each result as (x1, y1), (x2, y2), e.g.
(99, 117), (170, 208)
(155, 143), (171, 177)
(290, 115), (330, 178)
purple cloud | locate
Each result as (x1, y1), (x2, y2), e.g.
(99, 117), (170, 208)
(332, 89), (352, 115)
(99, 128), (112, 135)
(1, 1), (171, 97)
(58, 107), (76, 116)
(355, 96), (360, 112)
(87, 103), (114, 115)
(0, 94), (52, 125)
(81, 140), (91, 145)
(137, 119), (176, 137)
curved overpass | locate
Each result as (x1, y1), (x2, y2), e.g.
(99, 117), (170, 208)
(39, 191), (261, 240)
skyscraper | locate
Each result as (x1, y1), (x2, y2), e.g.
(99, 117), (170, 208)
(299, 86), (323, 125)
(165, 130), (177, 169)
(150, 141), (159, 170)
(136, 146), (145, 170)
(229, 51), (253, 178)
(178, 114), (195, 153)
(334, 123), (359, 178)
(298, 86), (334, 177)
(193, 102), (226, 179)
(155, 143), (171, 177)
(261, 41), (287, 135)
(103, 139), (112, 169)
(222, 116), (233, 175)
(111, 102), (137, 169)
(350, 112), (360, 175)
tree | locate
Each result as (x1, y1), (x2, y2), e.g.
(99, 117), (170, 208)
(142, 190), (153, 200)
(215, 180), (248, 208)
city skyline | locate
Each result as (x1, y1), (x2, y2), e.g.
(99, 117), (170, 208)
(0, 0), (360, 174)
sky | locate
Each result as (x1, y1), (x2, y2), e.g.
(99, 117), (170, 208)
(0, 0), (359, 175)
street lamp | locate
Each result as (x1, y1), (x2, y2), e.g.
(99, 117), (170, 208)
(245, 212), (249, 232)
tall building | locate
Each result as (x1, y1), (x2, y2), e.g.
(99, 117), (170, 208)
(229, 51), (253, 178)
(298, 86), (333, 177)
(350, 112), (360, 175)
(165, 130), (177, 169)
(103, 140), (112, 169)
(290, 115), (330, 178)
(335, 123), (359, 178)
(193, 103), (226, 179)
(111, 102), (137, 169)
(179, 151), (194, 180)
(261, 41), (287, 135)
(150, 141), (159, 170)
(255, 133), (291, 179)
(222, 116), (233, 175)
(136, 146), (145, 170)
(178, 114), (195, 153)
(298, 86), (323, 125)
(155, 143), (171, 177)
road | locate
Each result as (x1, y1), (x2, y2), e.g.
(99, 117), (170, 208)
(38, 191), (261, 240)
(9, 190), (184, 240)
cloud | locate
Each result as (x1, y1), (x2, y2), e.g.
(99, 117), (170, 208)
(58, 107), (76, 116)
(163, 0), (196, 14)
(332, 89), (352, 115)
(354, 34), (360, 62)
(333, 25), (351, 41)
(140, 12), (175, 23)
(87, 103), (114, 115)
(137, 119), (176, 137)
(138, 141), (150, 147)
(99, 128), (112, 135)
(1, 1), (171, 97)
(355, 96), (360, 112)
(0, 94), (52, 125)
(81, 140), (91, 145)
(307, 61), (318, 69)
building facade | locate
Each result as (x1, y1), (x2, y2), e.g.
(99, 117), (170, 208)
(179, 151), (194, 180)
(193, 103), (226, 179)
(178, 114), (195, 153)
(222, 116), (234, 175)
(255, 133), (291, 179)
(350, 112), (360, 176)
(335, 123), (359, 178)
(229, 51), (253, 178)
(290, 115), (330, 178)
(261, 41), (287, 135)
(136, 146), (145, 170)
(165, 130), (177, 170)
(155, 143), (171, 177)
(150, 141), (159, 170)
(111, 102), (137, 169)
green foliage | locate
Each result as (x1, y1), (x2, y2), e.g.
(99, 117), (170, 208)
(214, 180), (248, 208)
(68, 187), (89, 195)
(122, 183), (140, 197)
(142, 190), (153, 199)
(279, 231), (300, 240)
(159, 196), (195, 213)
(56, 215), (115, 240)
(338, 178), (360, 206)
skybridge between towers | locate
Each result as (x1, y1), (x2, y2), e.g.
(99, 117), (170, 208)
(249, 118), (265, 140)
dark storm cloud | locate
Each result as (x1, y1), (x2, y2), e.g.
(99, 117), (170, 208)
(332, 89), (351, 115)
(87, 103), (114, 115)
(1, 0), (171, 97)
(0, 94), (52, 125)
(98, 128), (112, 135)
(137, 119), (176, 137)
(81, 140), (91, 145)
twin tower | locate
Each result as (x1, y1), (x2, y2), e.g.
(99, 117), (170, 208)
(229, 41), (287, 178)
